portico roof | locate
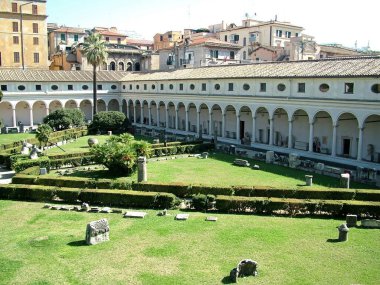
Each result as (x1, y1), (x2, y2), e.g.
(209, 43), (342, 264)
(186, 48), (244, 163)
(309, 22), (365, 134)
(122, 56), (380, 81)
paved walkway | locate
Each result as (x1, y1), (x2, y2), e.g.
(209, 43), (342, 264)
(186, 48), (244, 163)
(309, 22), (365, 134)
(0, 164), (15, 184)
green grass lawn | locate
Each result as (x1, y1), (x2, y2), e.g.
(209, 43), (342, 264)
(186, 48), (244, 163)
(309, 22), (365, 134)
(0, 133), (35, 145)
(0, 200), (379, 285)
(44, 135), (110, 154)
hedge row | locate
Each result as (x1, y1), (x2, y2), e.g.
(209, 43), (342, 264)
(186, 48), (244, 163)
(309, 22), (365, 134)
(12, 156), (50, 173)
(12, 174), (380, 202)
(151, 140), (203, 149)
(215, 195), (380, 217)
(12, 174), (133, 190)
(152, 143), (213, 157)
(0, 184), (178, 209)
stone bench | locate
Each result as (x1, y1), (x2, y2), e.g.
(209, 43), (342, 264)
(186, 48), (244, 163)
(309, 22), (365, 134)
(233, 159), (250, 167)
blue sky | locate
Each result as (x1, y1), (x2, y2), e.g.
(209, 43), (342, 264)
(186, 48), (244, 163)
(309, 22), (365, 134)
(47, 0), (380, 50)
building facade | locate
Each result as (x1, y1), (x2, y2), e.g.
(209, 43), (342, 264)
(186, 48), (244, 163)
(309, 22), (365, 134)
(0, 57), (379, 171)
(0, 0), (48, 69)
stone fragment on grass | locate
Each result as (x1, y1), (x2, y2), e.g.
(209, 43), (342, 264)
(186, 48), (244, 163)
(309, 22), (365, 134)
(175, 213), (189, 220)
(85, 218), (110, 245)
(124, 211), (147, 218)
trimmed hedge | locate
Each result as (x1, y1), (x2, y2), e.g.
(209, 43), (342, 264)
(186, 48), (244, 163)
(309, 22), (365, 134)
(18, 166), (40, 176)
(215, 195), (380, 217)
(0, 184), (178, 209)
(12, 156), (50, 173)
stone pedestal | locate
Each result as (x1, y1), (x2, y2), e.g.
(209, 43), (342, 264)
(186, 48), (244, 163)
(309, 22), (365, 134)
(346, 214), (357, 227)
(266, 151), (274, 163)
(137, 156), (147, 182)
(337, 224), (349, 242)
(340, 173), (350, 189)
(39, 167), (47, 175)
(305, 175), (313, 186)
(85, 218), (110, 245)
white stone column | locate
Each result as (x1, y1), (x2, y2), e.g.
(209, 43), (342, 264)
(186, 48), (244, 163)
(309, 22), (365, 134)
(185, 110), (189, 132)
(12, 108), (16, 127)
(236, 114), (240, 143)
(251, 115), (256, 144)
(45, 107), (49, 116)
(197, 111), (200, 134)
(119, 104), (122, 112)
(140, 106), (144, 124)
(133, 105), (136, 123)
(357, 127), (363, 161)
(288, 120), (293, 148)
(269, 118), (274, 145)
(175, 109), (179, 130)
(29, 108), (33, 127)
(105, 104), (108, 112)
(165, 108), (169, 129)
(308, 122), (314, 152)
(222, 112), (226, 138)
(208, 111), (212, 135)
(332, 124), (337, 157)
(148, 108), (151, 126)
(156, 107), (160, 127)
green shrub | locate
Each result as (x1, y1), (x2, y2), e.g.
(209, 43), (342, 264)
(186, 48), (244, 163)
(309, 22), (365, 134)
(153, 193), (180, 209)
(18, 166), (40, 176)
(89, 111), (126, 134)
(43, 109), (85, 131)
(133, 182), (191, 197)
(355, 189), (380, 202)
(12, 156), (50, 173)
(12, 174), (37, 184)
(191, 184), (234, 196)
(192, 194), (208, 210)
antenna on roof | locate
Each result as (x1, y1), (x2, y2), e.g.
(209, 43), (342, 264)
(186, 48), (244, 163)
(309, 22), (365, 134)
(275, 14), (278, 21)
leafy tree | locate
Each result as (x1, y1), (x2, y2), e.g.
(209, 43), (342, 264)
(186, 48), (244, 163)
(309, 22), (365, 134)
(89, 111), (126, 134)
(90, 135), (151, 176)
(82, 33), (108, 116)
(35, 124), (52, 147)
(43, 109), (85, 131)
(0, 90), (3, 102)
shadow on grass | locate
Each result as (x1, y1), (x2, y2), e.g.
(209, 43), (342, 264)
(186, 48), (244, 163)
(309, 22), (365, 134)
(210, 152), (374, 189)
(67, 240), (87, 247)
(221, 276), (234, 284)
(326, 238), (341, 243)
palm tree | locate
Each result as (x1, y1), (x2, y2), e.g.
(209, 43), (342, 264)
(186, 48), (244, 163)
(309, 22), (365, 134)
(82, 33), (108, 116)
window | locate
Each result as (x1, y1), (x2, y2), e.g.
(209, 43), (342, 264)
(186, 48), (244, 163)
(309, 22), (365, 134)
(144, 84), (147, 90)
(97, 84), (102, 90)
(105, 37), (109, 42)
(13, 36), (19, 44)
(260, 83), (266, 92)
(319, 84), (329, 92)
(12, 22), (18, 32)
(297, 83), (305, 93)
(111, 85), (117, 90)
(33, 53), (39, 63)
(160, 35), (163, 41)
(277, 84), (286, 91)
(151, 84), (156, 90)
(202, 83), (206, 91)
(210, 50), (219, 59)
(190, 84), (195, 90)
(169, 84), (174, 90)
(35, 85), (42, 91)
(230, 51), (235, 60)
(68, 84), (73, 90)
(136, 85), (140, 90)
(224, 35), (227, 42)
(117, 38), (121, 44)
(12, 2), (17, 12)
(160, 84), (164, 90)
(82, 85), (88, 90)
(129, 84), (132, 90)
(295, 33), (299, 37)
(371, 84), (380, 94)
(344, 83), (354, 94)
(1, 85), (7, 91)
(74, 34), (79, 42)
(33, 23), (38, 33)
(179, 83), (184, 91)
(32, 4), (38, 15)
(243, 51), (246, 60)
(14, 52), (20, 63)
(61, 33), (66, 41)
(243, 37), (247, 46)
(276, 30), (282, 37)
(243, 84), (250, 91)
(228, 83), (234, 91)
(214, 84), (220, 90)
(285, 31), (291, 38)
(51, 85), (58, 90)
(18, 85), (25, 91)
(33, 37), (39, 45)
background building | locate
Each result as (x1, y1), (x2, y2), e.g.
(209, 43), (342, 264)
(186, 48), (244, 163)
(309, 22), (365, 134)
(0, 0), (48, 69)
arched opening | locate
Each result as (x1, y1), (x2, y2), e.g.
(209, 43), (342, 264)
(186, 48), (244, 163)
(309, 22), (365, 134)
(167, 102), (176, 129)
(97, 100), (106, 112)
(101, 62), (107, 70)
(313, 111), (333, 154)
(291, 109), (309, 149)
(15, 101), (31, 126)
(110, 61), (116, 71)
(0, 102), (13, 127)
(255, 107), (269, 144)
(224, 105), (237, 139)
(134, 62), (141, 71)
(142, 100), (149, 125)
(80, 100), (92, 121)
(128, 99), (134, 122)
(336, 113), (358, 158)
(211, 104), (222, 137)
(65, 100), (77, 109)
(150, 101), (158, 126)
(49, 100), (62, 113)
(177, 102), (186, 130)
(33, 101), (47, 125)
(108, 99), (120, 111)
(362, 114), (380, 162)
(135, 100), (141, 124)
(118, 62), (124, 71)
(187, 103), (197, 133)
(127, 62), (132, 71)
(272, 108), (289, 147)
(158, 101), (166, 127)
(122, 99), (128, 116)
(239, 106), (253, 144)
(199, 103), (210, 135)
